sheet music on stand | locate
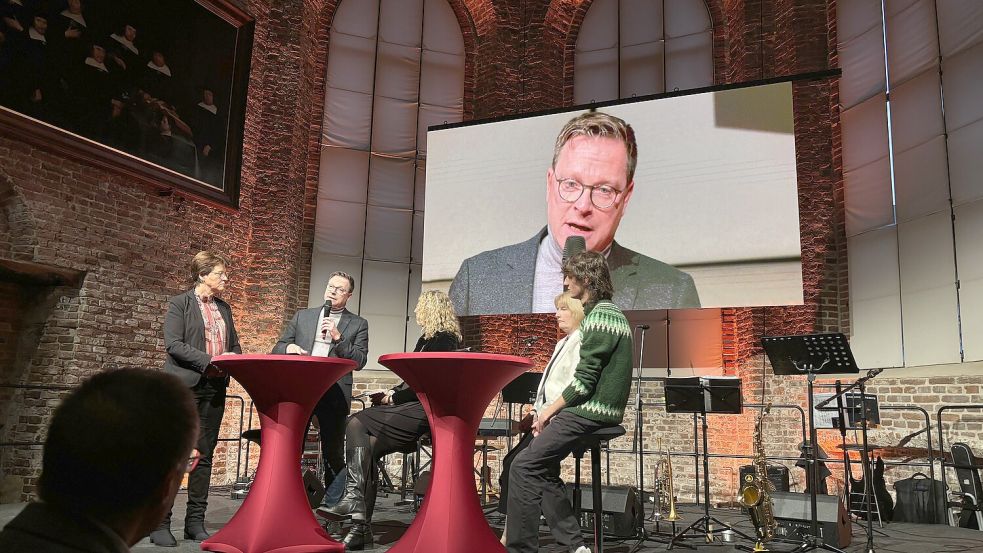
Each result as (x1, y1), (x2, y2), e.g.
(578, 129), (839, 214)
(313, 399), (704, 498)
(813, 392), (881, 429)
(665, 375), (742, 415)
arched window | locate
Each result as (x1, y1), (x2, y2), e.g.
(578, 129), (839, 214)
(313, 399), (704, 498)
(313, 0), (465, 367)
(841, 1), (983, 368)
(574, 0), (713, 104)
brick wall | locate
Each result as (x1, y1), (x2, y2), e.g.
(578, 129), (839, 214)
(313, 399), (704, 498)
(3, 0), (980, 514)
(0, 0), (335, 501)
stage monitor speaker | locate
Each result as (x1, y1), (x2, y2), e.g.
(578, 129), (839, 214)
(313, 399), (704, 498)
(303, 469), (325, 508)
(566, 485), (641, 539)
(739, 464), (791, 493)
(771, 491), (851, 548)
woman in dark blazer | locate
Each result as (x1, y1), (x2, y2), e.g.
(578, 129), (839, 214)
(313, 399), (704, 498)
(153, 251), (241, 547)
(323, 290), (462, 550)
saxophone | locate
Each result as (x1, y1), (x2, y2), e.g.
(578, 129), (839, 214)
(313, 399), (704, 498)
(740, 403), (777, 551)
(654, 439), (679, 521)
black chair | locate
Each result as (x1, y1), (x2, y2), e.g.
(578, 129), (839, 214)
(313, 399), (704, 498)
(949, 442), (983, 529)
(570, 425), (627, 553)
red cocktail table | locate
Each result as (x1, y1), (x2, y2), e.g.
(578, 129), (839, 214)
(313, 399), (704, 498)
(378, 352), (532, 553)
(203, 354), (356, 553)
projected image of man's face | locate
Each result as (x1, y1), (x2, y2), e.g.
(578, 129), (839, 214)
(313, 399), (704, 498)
(546, 135), (634, 253)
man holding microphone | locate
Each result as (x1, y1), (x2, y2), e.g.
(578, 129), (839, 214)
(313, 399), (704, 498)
(273, 271), (369, 495)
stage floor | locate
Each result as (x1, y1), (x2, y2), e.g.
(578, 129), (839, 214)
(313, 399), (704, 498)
(2, 488), (981, 552)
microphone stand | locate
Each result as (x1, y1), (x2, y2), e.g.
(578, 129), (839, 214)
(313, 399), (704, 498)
(816, 368), (883, 553)
(628, 324), (679, 551)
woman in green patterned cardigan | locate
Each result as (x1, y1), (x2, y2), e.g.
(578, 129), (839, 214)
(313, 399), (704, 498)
(505, 251), (634, 553)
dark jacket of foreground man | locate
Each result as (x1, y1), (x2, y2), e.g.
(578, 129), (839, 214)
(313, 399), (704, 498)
(0, 502), (130, 553)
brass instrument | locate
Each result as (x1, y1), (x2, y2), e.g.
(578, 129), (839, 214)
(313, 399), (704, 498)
(654, 439), (679, 522)
(739, 403), (777, 551)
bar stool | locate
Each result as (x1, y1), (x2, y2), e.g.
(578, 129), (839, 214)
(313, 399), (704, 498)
(570, 425), (626, 553)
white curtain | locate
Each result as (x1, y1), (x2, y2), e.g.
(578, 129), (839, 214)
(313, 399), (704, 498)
(844, 0), (983, 368)
(574, 0), (712, 104)
(313, 0), (464, 367)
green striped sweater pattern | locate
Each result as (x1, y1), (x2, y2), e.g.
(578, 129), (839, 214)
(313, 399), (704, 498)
(560, 300), (634, 425)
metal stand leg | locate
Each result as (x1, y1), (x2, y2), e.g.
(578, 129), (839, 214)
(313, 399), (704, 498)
(669, 413), (752, 549)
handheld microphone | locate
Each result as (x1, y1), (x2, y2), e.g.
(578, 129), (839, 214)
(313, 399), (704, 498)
(562, 235), (586, 263)
(635, 324), (651, 330)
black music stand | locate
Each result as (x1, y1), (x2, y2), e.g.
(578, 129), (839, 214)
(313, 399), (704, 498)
(665, 376), (752, 549)
(762, 334), (858, 553)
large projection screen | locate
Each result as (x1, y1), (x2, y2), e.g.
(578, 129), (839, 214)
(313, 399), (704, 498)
(423, 81), (804, 316)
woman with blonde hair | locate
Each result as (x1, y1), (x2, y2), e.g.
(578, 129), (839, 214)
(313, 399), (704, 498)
(498, 291), (585, 546)
(322, 290), (462, 550)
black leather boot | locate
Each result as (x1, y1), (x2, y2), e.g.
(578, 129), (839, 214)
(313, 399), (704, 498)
(184, 521), (210, 542)
(342, 521), (372, 550)
(343, 461), (378, 550)
(321, 447), (370, 519)
(149, 515), (177, 547)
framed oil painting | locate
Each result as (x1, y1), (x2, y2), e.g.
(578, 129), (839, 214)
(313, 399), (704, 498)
(0, 0), (253, 206)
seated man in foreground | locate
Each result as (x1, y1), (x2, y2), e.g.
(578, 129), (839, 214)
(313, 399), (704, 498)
(0, 368), (199, 552)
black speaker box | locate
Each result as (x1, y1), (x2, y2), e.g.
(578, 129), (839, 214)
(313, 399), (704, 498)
(739, 464), (791, 492)
(565, 485), (642, 538)
(771, 491), (851, 548)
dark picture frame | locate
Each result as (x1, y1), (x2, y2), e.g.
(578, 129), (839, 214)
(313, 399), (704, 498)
(0, 0), (254, 207)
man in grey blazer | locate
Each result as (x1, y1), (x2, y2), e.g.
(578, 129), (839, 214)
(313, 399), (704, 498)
(449, 111), (700, 316)
(272, 271), (369, 493)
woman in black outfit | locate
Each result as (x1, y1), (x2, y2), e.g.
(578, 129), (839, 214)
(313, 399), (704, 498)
(155, 251), (241, 547)
(324, 290), (462, 550)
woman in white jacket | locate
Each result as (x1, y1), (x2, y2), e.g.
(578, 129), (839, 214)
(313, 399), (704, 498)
(499, 291), (584, 544)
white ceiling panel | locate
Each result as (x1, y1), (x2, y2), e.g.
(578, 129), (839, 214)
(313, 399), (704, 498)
(374, 41), (422, 103)
(371, 95), (419, 156)
(325, 32), (377, 95)
(885, 0), (939, 87)
(332, 0), (380, 39)
(954, 199), (983, 361)
(379, 0), (424, 47)
(665, 0), (711, 38)
(838, 28), (887, 109)
(314, 199), (367, 257)
(620, 0), (663, 46)
(423, 0), (466, 55)
(666, 31), (712, 92)
(941, 40), (983, 133)
(621, 41), (665, 97)
(898, 212), (961, 366)
(574, 47), (619, 104)
(887, 69), (943, 154)
(947, 117), (983, 206)
(322, 87), (373, 150)
(419, 50), (466, 108)
(937, 0), (983, 57)
(578, 0), (618, 51)
(848, 228), (904, 369)
(367, 154), (415, 210)
(365, 206), (413, 262)
(318, 146), (369, 203)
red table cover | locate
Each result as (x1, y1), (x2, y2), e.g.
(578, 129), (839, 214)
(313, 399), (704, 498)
(378, 352), (532, 553)
(202, 354), (356, 553)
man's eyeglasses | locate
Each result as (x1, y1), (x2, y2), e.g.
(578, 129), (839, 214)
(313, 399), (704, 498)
(185, 450), (202, 473)
(554, 176), (624, 209)
(326, 285), (351, 293)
